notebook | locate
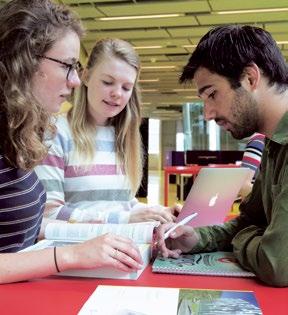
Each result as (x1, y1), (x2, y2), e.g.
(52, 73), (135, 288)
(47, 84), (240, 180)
(176, 167), (251, 227)
(152, 251), (255, 277)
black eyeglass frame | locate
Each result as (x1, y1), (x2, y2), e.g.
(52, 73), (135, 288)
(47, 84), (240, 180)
(36, 55), (82, 80)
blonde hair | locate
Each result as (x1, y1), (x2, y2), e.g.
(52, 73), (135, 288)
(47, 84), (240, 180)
(0, 0), (83, 170)
(68, 38), (143, 194)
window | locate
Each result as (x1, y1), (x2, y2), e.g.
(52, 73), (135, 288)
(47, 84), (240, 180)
(176, 132), (184, 151)
(148, 119), (160, 154)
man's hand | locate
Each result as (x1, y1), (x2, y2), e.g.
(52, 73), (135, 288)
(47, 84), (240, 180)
(155, 222), (199, 258)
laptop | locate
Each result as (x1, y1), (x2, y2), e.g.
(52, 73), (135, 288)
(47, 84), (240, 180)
(176, 167), (251, 227)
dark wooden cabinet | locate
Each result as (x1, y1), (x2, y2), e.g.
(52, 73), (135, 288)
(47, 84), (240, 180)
(186, 150), (244, 165)
(136, 118), (149, 198)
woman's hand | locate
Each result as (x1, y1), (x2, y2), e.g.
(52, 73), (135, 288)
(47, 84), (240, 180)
(155, 222), (199, 258)
(163, 203), (182, 217)
(129, 206), (177, 223)
(58, 233), (143, 273)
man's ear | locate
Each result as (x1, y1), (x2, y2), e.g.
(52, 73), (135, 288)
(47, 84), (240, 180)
(241, 63), (261, 91)
(81, 68), (89, 86)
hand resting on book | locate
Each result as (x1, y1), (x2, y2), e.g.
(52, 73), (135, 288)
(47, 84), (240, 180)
(155, 223), (199, 259)
(57, 233), (143, 273)
(129, 204), (179, 224)
(69, 204), (180, 224)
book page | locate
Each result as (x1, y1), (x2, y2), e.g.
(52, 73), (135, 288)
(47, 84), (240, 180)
(78, 285), (179, 315)
(45, 222), (158, 244)
(20, 239), (80, 252)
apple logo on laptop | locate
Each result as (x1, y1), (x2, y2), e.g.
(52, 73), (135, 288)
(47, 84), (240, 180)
(209, 193), (219, 207)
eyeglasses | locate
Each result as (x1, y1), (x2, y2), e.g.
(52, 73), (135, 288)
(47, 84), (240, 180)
(36, 55), (82, 81)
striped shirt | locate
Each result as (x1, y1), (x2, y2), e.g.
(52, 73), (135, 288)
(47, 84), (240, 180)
(241, 133), (265, 181)
(0, 154), (45, 253)
(35, 114), (142, 224)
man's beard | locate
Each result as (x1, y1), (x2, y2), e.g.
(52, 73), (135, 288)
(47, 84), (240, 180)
(228, 87), (260, 140)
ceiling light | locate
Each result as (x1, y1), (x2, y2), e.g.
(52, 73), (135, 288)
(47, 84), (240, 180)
(139, 79), (159, 82)
(184, 96), (199, 99)
(277, 41), (288, 44)
(173, 88), (197, 92)
(134, 46), (162, 49)
(99, 14), (181, 21)
(142, 66), (176, 69)
(160, 102), (183, 105)
(182, 45), (198, 48)
(141, 89), (158, 92)
(215, 8), (288, 14)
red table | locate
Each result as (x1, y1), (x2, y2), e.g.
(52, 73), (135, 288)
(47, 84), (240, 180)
(0, 266), (287, 314)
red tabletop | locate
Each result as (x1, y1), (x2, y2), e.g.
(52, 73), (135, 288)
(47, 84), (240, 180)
(0, 266), (287, 315)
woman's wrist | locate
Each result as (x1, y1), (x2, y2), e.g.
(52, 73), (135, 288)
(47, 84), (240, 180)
(53, 247), (61, 272)
(55, 245), (78, 271)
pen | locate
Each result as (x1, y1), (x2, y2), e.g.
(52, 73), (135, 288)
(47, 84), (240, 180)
(163, 212), (198, 240)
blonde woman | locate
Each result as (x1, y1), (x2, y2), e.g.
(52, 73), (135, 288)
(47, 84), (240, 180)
(36, 38), (178, 224)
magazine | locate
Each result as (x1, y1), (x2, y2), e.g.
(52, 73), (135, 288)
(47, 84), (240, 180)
(78, 285), (262, 315)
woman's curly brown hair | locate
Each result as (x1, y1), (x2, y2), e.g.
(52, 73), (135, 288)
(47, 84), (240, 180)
(0, 0), (83, 170)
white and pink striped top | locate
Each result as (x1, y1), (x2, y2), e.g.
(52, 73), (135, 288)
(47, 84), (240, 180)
(35, 114), (143, 224)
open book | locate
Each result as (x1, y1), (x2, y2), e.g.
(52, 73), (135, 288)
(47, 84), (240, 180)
(22, 222), (156, 280)
(78, 285), (263, 315)
(152, 251), (255, 277)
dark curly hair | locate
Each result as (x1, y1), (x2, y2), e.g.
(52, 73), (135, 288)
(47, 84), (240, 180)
(180, 25), (288, 92)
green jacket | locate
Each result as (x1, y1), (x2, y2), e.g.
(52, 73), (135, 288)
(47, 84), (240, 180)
(192, 111), (288, 287)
